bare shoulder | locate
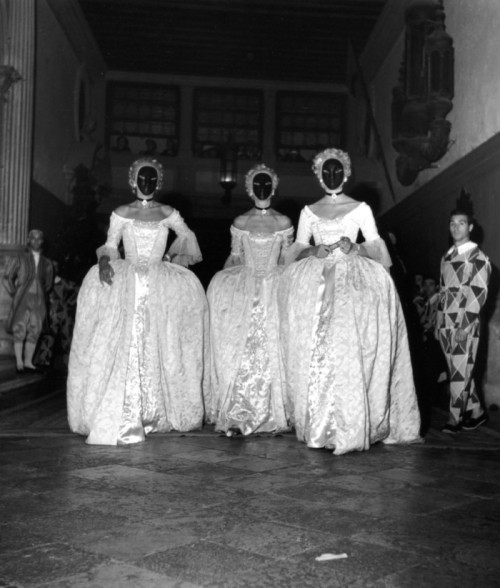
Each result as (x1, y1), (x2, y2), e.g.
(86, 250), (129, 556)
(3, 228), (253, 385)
(233, 213), (249, 229)
(160, 204), (174, 217)
(308, 199), (322, 211)
(274, 212), (292, 229)
(308, 197), (328, 213)
(114, 204), (132, 218)
(337, 194), (362, 207)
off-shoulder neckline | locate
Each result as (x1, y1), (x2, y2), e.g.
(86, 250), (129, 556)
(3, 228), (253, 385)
(231, 225), (293, 235)
(305, 201), (364, 222)
(111, 210), (175, 224)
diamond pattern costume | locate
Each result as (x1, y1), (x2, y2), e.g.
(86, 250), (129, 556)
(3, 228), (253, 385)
(437, 242), (491, 425)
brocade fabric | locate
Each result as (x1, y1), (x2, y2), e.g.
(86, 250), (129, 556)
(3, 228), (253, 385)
(279, 203), (421, 455)
(67, 211), (209, 445)
(207, 226), (293, 434)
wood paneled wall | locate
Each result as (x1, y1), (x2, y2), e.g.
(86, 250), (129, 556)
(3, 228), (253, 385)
(379, 131), (500, 310)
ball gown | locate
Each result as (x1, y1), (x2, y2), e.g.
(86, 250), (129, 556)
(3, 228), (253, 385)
(207, 225), (293, 434)
(67, 210), (210, 445)
(279, 202), (421, 455)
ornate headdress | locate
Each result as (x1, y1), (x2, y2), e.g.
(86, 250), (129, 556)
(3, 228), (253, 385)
(128, 157), (164, 191)
(244, 163), (279, 198)
(312, 148), (352, 184)
(451, 187), (475, 221)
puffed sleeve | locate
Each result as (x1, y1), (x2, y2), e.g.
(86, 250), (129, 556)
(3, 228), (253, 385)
(223, 225), (244, 268)
(278, 226), (295, 265)
(166, 209), (203, 267)
(283, 208), (313, 265)
(358, 203), (392, 268)
(95, 212), (125, 261)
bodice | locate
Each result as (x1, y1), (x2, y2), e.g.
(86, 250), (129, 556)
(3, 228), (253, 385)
(229, 226), (293, 274)
(121, 220), (169, 266)
(292, 202), (392, 267)
(299, 203), (373, 246)
(304, 205), (368, 245)
(97, 210), (201, 268)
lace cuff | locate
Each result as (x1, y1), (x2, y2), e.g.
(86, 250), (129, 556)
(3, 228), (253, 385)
(166, 210), (203, 267)
(359, 238), (392, 268)
(168, 237), (203, 266)
(96, 244), (120, 261)
(222, 225), (244, 268)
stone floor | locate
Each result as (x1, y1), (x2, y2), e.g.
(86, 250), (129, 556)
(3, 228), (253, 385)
(1, 374), (500, 587)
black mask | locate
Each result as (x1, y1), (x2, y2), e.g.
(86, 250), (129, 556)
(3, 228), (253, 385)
(252, 172), (273, 200)
(137, 166), (158, 196)
(321, 159), (344, 190)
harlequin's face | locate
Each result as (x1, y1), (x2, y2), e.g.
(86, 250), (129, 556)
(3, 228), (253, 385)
(136, 166), (158, 197)
(28, 232), (44, 252)
(321, 158), (344, 190)
(449, 214), (472, 245)
(252, 172), (273, 200)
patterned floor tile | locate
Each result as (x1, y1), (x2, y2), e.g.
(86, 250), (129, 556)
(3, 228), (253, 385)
(138, 541), (272, 586)
(0, 543), (107, 586)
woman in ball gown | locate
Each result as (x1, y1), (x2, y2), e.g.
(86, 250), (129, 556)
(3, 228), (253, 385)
(207, 163), (293, 435)
(279, 148), (421, 455)
(67, 157), (209, 445)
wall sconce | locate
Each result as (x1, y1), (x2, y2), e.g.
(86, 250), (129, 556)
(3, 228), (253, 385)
(391, 0), (454, 186)
(219, 139), (238, 206)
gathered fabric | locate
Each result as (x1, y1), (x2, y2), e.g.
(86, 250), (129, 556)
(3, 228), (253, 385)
(67, 211), (210, 445)
(207, 226), (293, 434)
(279, 203), (421, 455)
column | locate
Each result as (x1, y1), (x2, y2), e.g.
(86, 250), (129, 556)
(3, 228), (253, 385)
(0, 0), (36, 356)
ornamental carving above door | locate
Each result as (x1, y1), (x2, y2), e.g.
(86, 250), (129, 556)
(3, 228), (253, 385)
(392, 0), (454, 186)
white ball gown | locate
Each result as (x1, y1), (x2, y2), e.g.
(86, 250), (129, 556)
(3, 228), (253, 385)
(207, 225), (293, 434)
(67, 210), (210, 445)
(279, 202), (421, 455)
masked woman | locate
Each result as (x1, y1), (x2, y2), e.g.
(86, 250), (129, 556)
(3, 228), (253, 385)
(207, 163), (292, 435)
(67, 157), (209, 445)
(279, 148), (421, 455)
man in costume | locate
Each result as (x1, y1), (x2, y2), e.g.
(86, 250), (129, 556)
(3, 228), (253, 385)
(437, 208), (491, 433)
(3, 229), (54, 372)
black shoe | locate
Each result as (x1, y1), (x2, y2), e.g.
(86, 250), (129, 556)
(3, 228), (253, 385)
(16, 367), (25, 374)
(462, 414), (488, 431)
(441, 422), (462, 434)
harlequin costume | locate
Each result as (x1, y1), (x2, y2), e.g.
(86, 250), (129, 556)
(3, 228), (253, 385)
(437, 241), (491, 426)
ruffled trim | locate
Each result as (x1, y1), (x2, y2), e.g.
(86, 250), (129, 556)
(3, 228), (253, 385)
(168, 234), (203, 266)
(96, 244), (120, 261)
